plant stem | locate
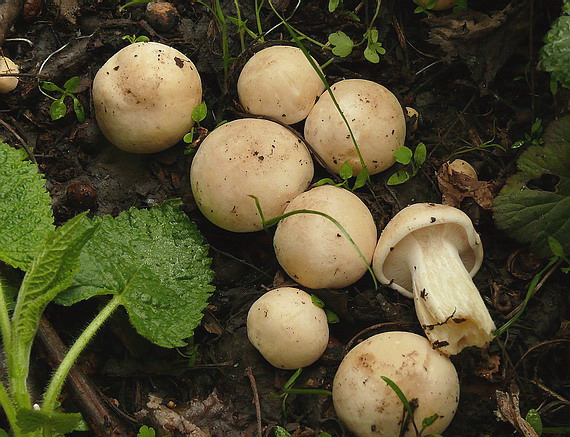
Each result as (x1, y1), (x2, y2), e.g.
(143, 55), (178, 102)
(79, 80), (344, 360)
(0, 279), (12, 355)
(254, 0), (265, 41)
(0, 382), (19, 435)
(214, 0), (230, 89)
(42, 296), (121, 416)
(233, 0), (245, 52)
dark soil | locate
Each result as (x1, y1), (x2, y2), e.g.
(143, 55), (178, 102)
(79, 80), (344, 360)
(1, 0), (569, 436)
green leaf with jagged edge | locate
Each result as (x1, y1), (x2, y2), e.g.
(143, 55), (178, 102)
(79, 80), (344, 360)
(12, 214), (98, 350)
(540, 0), (570, 89)
(0, 142), (54, 270)
(17, 409), (82, 434)
(493, 116), (570, 257)
(56, 200), (215, 348)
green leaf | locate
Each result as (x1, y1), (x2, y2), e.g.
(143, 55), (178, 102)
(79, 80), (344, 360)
(57, 200), (214, 348)
(381, 376), (415, 421)
(413, 142), (427, 167)
(41, 82), (63, 93)
(313, 178), (337, 187)
(526, 409), (543, 435)
(17, 408), (83, 434)
(135, 35), (150, 43)
(387, 170), (411, 186)
(72, 96), (85, 123)
(311, 294), (325, 308)
(192, 102), (207, 123)
(274, 426), (291, 437)
(325, 308), (339, 324)
(12, 214), (97, 350)
(63, 76), (80, 93)
(137, 425), (156, 437)
(49, 98), (67, 121)
(540, 2), (570, 89)
(328, 0), (340, 12)
(339, 161), (353, 180)
(422, 413), (440, 429)
(328, 31), (354, 58)
(493, 116), (570, 257)
(353, 168), (368, 190)
(0, 142), (54, 270)
(363, 29), (385, 64)
(393, 146), (413, 164)
(184, 128), (195, 144)
(548, 237), (565, 257)
(0, 429), (8, 437)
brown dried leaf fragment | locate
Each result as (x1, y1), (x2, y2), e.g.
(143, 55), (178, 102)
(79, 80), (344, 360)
(496, 384), (540, 437)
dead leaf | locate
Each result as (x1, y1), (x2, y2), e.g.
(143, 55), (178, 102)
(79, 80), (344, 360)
(475, 353), (501, 381)
(437, 163), (501, 209)
(495, 383), (539, 437)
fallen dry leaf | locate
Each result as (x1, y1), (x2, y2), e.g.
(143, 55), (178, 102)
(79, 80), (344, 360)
(495, 383), (540, 437)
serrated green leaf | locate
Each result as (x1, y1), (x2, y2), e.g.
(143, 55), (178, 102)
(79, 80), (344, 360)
(50, 98), (67, 121)
(192, 102), (207, 123)
(63, 76), (79, 93)
(339, 161), (353, 180)
(17, 408), (83, 434)
(526, 409), (543, 435)
(387, 170), (411, 185)
(274, 425), (291, 437)
(393, 146), (413, 164)
(328, 31), (354, 57)
(493, 116), (570, 257)
(57, 200), (214, 348)
(540, 2), (570, 89)
(0, 142), (54, 270)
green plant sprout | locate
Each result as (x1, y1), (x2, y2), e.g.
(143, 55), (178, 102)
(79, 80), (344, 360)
(119, 0), (152, 12)
(511, 118), (544, 149)
(274, 426), (331, 437)
(183, 102), (208, 155)
(387, 142), (427, 185)
(249, 194), (378, 289)
(270, 368), (332, 417)
(310, 294), (340, 324)
(137, 425), (156, 437)
(493, 237), (569, 337)
(525, 408), (570, 435)
(121, 34), (150, 44)
(314, 161), (368, 191)
(40, 76), (85, 123)
(197, 0), (231, 86)
(382, 376), (443, 437)
(176, 335), (201, 367)
(446, 130), (507, 160)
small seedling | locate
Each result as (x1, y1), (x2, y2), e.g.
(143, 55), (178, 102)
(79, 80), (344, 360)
(310, 294), (340, 324)
(512, 118), (544, 149)
(122, 34), (150, 44)
(137, 425), (156, 437)
(177, 335), (201, 367)
(183, 102), (209, 155)
(314, 161), (368, 191)
(387, 142), (427, 185)
(40, 76), (85, 122)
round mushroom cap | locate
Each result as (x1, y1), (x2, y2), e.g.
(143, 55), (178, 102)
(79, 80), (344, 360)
(304, 79), (406, 175)
(190, 118), (314, 232)
(416, 0), (456, 10)
(333, 331), (460, 437)
(447, 159), (478, 179)
(247, 287), (329, 369)
(372, 203), (483, 298)
(238, 46), (325, 124)
(92, 42), (202, 153)
(274, 185), (377, 289)
(0, 57), (19, 94)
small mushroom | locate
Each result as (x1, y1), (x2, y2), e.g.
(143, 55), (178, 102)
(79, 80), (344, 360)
(92, 42), (202, 153)
(304, 79), (406, 175)
(273, 185), (377, 289)
(447, 159), (477, 179)
(190, 118), (314, 232)
(372, 203), (496, 355)
(238, 45), (325, 124)
(247, 287), (329, 369)
(333, 331), (460, 437)
(0, 56), (19, 94)
(405, 107), (419, 132)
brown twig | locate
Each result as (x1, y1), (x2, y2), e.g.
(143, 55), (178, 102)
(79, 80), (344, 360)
(0, 0), (23, 46)
(0, 116), (36, 163)
(245, 366), (263, 437)
(37, 316), (132, 437)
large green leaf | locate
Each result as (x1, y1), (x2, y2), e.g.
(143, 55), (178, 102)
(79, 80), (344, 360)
(57, 200), (214, 348)
(540, 0), (570, 89)
(0, 142), (54, 270)
(493, 116), (570, 257)
(17, 409), (82, 434)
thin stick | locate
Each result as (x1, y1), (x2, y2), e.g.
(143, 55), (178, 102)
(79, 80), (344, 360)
(245, 366), (263, 437)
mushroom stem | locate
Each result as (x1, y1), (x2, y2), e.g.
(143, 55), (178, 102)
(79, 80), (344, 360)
(407, 229), (496, 355)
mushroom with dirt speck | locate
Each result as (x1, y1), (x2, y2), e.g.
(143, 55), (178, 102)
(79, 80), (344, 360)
(333, 331), (459, 437)
(447, 159), (478, 179)
(0, 57), (19, 94)
(247, 287), (329, 369)
(372, 203), (496, 355)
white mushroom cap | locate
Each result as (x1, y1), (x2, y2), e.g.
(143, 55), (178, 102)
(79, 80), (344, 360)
(0, 57), (19, 94)
(92, 42), (202, 153)
(274, 185), (377, 289)
(304, 79), (406, 175)
(372, 203), (483, 298)
(447, 159), (478, 180)
(238, 45), (325, 125)
(247, 287), (329, 369)
(333, 331), (460, 437)
(190, 118), (314, 232)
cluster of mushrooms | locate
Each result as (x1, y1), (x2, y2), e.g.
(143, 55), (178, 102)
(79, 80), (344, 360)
(79, 41), (495, 436)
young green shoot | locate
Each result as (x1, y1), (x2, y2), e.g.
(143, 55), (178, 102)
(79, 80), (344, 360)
(512, 118), (544, 149)
(40, 76), (85, 123)
(413, 0), (436, 16)
(119, 0), (152, 12)
(121, 34), (150, 44)
(387, 142), (427, 185)
(197, 0), (230, 88)
(310, 294), (340, 324)
(137, 425), (156, 437)
(314, 161), (368, 191)
(184, 102), (208, 155)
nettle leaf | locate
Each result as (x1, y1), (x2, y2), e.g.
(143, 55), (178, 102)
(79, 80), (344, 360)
(493, 116), (570, 257)
(0, 142), (54, 270)
(57, 200), (214, 348)
(540, 0), (570, 89)
(17, 409), (82, 434)
(328, 31), (354, 57)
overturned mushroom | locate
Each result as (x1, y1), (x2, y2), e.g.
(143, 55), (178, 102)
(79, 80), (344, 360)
(0, 56), (19, 94)
(372, 203), (496, 355)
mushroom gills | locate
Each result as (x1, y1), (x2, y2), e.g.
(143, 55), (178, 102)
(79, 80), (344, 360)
(406, 227), (496, 355)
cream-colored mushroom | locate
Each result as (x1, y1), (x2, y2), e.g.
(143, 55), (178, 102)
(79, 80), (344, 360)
(273, 185), (377, 289)
(372, 203), (495, 355)
(92, 42), (202, 153)
(247, 287), (329, 369)
(304, 79), (406, 175)
(0, 57), (19, 94)
(190, 118), (314, 232)
(447, 159), (477, 179)
(333, 331), (460, 437)
(238, 45), (325, 124)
